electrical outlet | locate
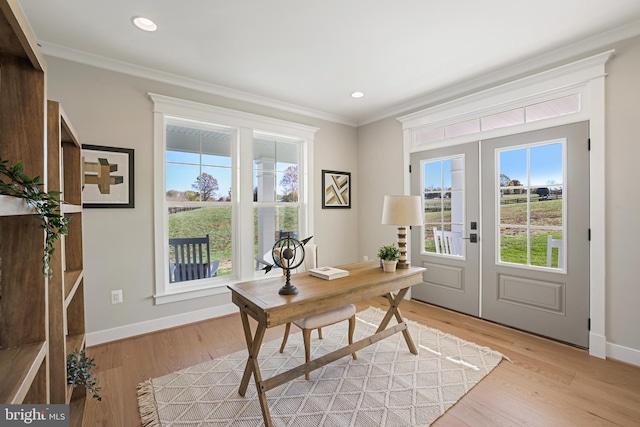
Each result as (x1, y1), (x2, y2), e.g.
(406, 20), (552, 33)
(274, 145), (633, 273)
(111, 290), (123, 304)
(363, 255), (369, 261)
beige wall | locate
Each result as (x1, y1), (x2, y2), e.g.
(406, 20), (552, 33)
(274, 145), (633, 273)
(605, 35), (640, 353)
(356, 37), (640, 364)
(356, 117), (405, 261)
(44, 56), (359, 339)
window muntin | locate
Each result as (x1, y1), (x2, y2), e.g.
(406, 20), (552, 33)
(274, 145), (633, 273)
(497, 141), (565, 269)
(422, 156), (465, 257)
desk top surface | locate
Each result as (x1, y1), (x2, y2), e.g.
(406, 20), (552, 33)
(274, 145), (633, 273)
(228, 261), (425, 327)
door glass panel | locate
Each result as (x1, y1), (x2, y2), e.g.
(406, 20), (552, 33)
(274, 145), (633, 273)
(497, 141), (565, 269)
(422, 157), (464, 257)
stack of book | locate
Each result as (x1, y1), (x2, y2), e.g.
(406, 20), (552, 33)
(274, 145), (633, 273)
(308, 266), (349, 280)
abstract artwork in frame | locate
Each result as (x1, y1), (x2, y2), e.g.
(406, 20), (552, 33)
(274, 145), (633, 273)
(81, 144), (135, 208)
(322, 170), (351, 209)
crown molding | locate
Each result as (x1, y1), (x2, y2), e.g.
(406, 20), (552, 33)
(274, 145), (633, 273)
(37, 17), (640, 129)
(40, 41), (357, 127)
(359, 19), (640, 126)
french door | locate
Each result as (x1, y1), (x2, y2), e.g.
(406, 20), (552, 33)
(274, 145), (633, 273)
(411, 122), (590, 347)
(410, 142), (480, 316)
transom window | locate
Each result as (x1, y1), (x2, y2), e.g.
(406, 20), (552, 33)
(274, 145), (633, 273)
(416, 94), (581, 146)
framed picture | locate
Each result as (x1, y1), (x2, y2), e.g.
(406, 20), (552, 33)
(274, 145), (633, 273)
(322, 170), (351, 209)
(81, 144), (135, 208)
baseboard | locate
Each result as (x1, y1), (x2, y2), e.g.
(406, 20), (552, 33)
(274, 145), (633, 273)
(589, 332), (607, 359)
(85, 303), (238, 346)
(606, 341), (640, 367)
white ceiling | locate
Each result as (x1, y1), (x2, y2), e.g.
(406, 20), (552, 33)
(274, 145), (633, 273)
(17, 0), (640, 126)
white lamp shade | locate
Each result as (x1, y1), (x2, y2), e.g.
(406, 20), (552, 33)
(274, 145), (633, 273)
(381, 195), (423, 226)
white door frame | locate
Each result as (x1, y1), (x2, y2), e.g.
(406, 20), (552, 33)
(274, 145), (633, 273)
(398, 50), (614, 358)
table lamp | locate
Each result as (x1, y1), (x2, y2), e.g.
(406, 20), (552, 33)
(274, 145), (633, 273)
(381, 195), (423, 269)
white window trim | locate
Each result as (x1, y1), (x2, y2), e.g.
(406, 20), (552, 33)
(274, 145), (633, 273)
(398, 50), (614, 359)
(150, 93), (318, 304)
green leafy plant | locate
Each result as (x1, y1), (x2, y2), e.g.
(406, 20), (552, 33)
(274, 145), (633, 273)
(0, 158), (70, 279)
(67, 349), (102, 401)
(377, 244), (400, 261)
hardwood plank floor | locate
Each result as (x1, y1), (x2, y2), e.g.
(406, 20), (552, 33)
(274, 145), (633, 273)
(79, 298), (640, 426)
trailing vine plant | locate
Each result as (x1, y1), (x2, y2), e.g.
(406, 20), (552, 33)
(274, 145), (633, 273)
(67, 348), (102, 401)
(0, 157), (70, 279)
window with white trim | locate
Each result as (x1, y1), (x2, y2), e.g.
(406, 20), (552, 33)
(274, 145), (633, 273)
(151, 94), (317, 304)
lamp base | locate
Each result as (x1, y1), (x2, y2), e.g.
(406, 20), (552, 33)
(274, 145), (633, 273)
(397, 260), (411, 269)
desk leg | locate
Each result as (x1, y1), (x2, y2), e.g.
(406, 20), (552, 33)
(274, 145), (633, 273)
(237, 309), (273, 426)
(378, 288), (418, 355)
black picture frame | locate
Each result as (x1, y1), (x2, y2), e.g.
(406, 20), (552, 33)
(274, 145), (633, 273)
(322, 170), (351, 209)
(81, 144), (135, 208)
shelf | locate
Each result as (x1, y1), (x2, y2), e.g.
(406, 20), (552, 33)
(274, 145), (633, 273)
(47, 100), (85, 412)
(0, 195), (35, 216)
(0, 341), (47, 403)
(64, 269), (84, 304)
(0, 0), (50, 408)
(0, 0), (47, 71)
(66, 334), (85, 355)
(63, 204), (83, 214)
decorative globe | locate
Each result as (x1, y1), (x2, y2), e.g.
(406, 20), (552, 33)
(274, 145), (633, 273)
(267, 233), (312, 295)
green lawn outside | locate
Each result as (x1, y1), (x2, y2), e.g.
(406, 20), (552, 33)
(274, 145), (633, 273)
(423, 198), (563, 267)
(168, 205), (298, 276)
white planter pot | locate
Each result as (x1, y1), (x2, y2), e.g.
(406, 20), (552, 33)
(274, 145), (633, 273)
(382, 260), (397, 272)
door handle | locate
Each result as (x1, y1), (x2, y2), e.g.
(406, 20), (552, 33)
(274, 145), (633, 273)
(462, 233), (478, 243)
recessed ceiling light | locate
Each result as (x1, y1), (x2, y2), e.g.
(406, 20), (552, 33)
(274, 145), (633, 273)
(351, 91), (365, 99)
(131, 16), (158, 32)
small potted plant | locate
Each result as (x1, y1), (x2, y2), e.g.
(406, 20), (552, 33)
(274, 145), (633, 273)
(67, 348), (102, 401)
(377, 244), (400, 272)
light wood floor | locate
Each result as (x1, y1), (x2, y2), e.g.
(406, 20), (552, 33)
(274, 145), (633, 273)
(80, 297), (640, 426)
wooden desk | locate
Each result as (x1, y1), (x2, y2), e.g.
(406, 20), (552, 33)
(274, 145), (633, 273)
(228, 261), (426, 426)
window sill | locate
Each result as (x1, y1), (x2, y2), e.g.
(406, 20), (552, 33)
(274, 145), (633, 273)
(154, 280), (231, 305)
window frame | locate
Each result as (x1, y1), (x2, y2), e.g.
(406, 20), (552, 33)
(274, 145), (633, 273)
(150, 94), (318, 304)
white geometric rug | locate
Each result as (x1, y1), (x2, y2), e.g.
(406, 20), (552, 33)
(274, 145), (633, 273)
(138, 307), (506, 426)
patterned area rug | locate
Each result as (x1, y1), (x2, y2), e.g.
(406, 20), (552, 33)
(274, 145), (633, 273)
(138, 307), (506, 426)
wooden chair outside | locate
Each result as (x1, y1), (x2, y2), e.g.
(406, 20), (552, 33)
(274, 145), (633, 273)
(433, 227), (463, 256)
(169, 234), (219, 283)
(547, 234), (564, 269)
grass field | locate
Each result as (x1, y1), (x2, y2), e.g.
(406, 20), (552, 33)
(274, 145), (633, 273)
(425, 198), (563, 267)
(168, 198), (563, 276)
(168, 206), (298, 276)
